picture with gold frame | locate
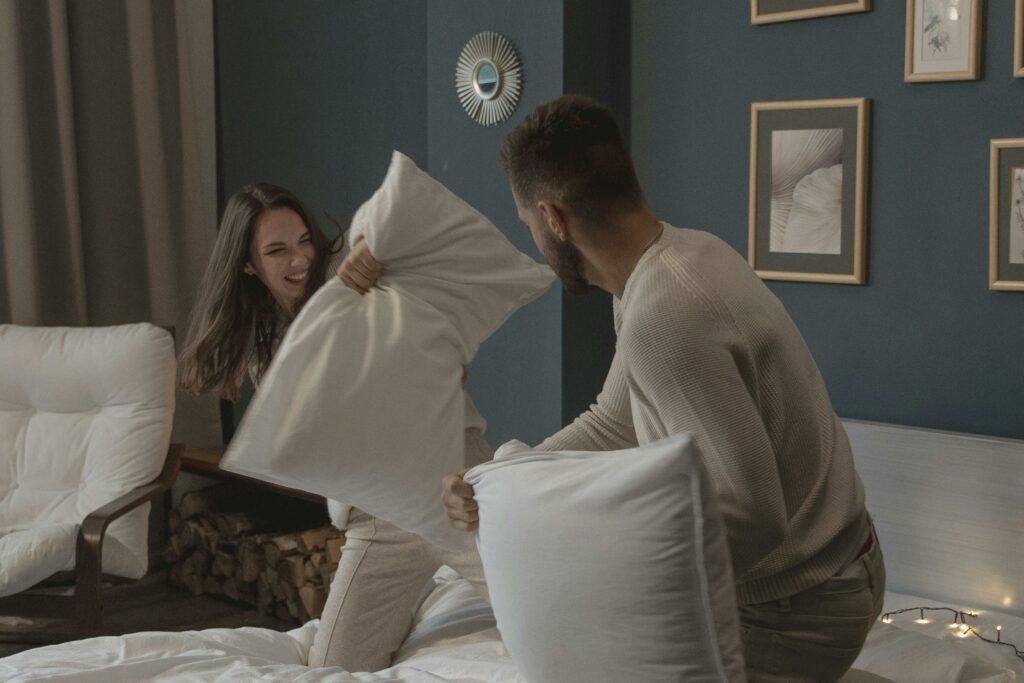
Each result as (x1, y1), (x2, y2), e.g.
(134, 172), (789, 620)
(748, 98), (870, 285)
(905, 0), (983, 82)
(751, 0), (870, 25)
(989, 139), (1024, 291)
(1016, 0), (1024, 77)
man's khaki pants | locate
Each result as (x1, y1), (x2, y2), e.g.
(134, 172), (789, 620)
(740, 528), (886, 682)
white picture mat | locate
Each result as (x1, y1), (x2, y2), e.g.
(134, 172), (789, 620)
(769, 128), (844, 254)
(912, 0), (975, 73)
(1010, 167), (1024, 265)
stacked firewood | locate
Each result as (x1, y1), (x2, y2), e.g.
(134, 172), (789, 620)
(165, 485), (345, 624)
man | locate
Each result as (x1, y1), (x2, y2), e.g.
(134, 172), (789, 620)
(441, 94), (885, 682)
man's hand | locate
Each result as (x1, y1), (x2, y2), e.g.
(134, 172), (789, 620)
(337, 235), (382, 294)
(442, 468), (478, 532)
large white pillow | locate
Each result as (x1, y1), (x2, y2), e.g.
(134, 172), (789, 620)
(221, 151), (554, 549)
(464, 434), (746, 683)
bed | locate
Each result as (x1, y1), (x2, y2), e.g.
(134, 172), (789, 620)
(0, 566), (519, 682)
(1, 420), (1021, 682)
(2, 573), (1020, 682)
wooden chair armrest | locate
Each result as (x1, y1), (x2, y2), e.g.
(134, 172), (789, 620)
(79, 443), (182, 541)
(74, 443), (182, 620)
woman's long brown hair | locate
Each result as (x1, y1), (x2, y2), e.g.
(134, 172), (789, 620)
(179, 183), (339, 400)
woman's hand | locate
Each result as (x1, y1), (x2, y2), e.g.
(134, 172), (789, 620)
(442, 468), (478, 532)
(337, 235), (383, 295)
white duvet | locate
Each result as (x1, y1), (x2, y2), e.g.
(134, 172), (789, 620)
(4, 580), (1021, 682)
(0, 567), (522, 683)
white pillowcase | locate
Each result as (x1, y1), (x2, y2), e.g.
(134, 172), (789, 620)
(348, 152), (555, 359)
(221, 151), (554, 549)
(464, 434), (746, 683)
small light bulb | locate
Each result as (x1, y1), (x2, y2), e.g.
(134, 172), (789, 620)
(881, 615), (892, 624)
(997, 626), (1002, 643)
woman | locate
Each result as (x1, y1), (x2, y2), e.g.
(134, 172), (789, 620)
(180, 183), (489, 671)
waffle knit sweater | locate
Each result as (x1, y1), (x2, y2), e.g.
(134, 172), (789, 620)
(538, 224), (868, 606)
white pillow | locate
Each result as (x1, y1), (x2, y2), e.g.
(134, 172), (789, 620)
(221, 151), (554, 549)
(464, 434), (746, 683)
(349, 151), (557, 359)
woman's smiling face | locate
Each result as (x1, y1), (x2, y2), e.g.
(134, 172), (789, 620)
(245, 207), (316, 314)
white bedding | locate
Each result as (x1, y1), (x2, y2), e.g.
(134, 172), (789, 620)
(3, 580), (1021, 682)
(0, 567), (521, 683)
(851, 593), (1024, 682)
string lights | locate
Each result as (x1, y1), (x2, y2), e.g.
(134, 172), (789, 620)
(879, 606), (1024, 664)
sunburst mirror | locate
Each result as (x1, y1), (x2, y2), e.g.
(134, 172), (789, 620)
(455, 32), (522, 126)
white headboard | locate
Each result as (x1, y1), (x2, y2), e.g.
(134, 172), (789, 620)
(845, 419), (1024, 618)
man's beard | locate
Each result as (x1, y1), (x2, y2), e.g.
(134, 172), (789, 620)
(547, 235), (593, 296)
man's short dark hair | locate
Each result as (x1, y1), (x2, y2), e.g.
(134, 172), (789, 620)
(501, 94), (644, 227)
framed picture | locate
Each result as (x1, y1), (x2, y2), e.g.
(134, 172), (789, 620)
(751, 0), (870, 24)
(905, 0), (983, 82)
(748, 98), (870, 285)
(989, 139), (1024, 291)
(1016, 0), (1024, 77)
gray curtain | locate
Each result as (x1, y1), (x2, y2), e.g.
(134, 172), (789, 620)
(0, 0), (220, 447)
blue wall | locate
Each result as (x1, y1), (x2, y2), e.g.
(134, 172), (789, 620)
(631, 2), (1024, 440)
(216, 0), (427, 237)
(425, 0), (565, 447)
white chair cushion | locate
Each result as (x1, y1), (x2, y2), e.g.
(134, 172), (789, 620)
(0, 525), (78, 596)
(464, 434), (746, 683)
(0, 323), (175, 595)
(222, 151), (554, 548)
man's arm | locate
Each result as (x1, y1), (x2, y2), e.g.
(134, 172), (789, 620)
(443, 346), (637, 532)
(536, 348), (638, 452)
(623, 302), (787, 580)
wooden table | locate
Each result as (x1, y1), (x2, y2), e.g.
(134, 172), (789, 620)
(181, 446), (325, 503)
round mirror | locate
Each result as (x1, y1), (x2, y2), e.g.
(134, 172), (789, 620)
(455, 32), (522, 126)
(473, 61), (500, 99)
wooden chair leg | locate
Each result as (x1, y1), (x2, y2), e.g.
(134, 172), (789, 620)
(75, 530), (103, 634)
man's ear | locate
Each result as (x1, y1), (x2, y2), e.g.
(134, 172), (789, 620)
(537, 201), (569, 242)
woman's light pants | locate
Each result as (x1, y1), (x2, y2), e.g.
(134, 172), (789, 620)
(307, 428), (491, 671)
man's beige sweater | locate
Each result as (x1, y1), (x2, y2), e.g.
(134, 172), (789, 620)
(539, 224), (868, 606)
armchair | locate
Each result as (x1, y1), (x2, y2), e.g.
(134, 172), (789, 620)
(0, 323), (180, 641)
